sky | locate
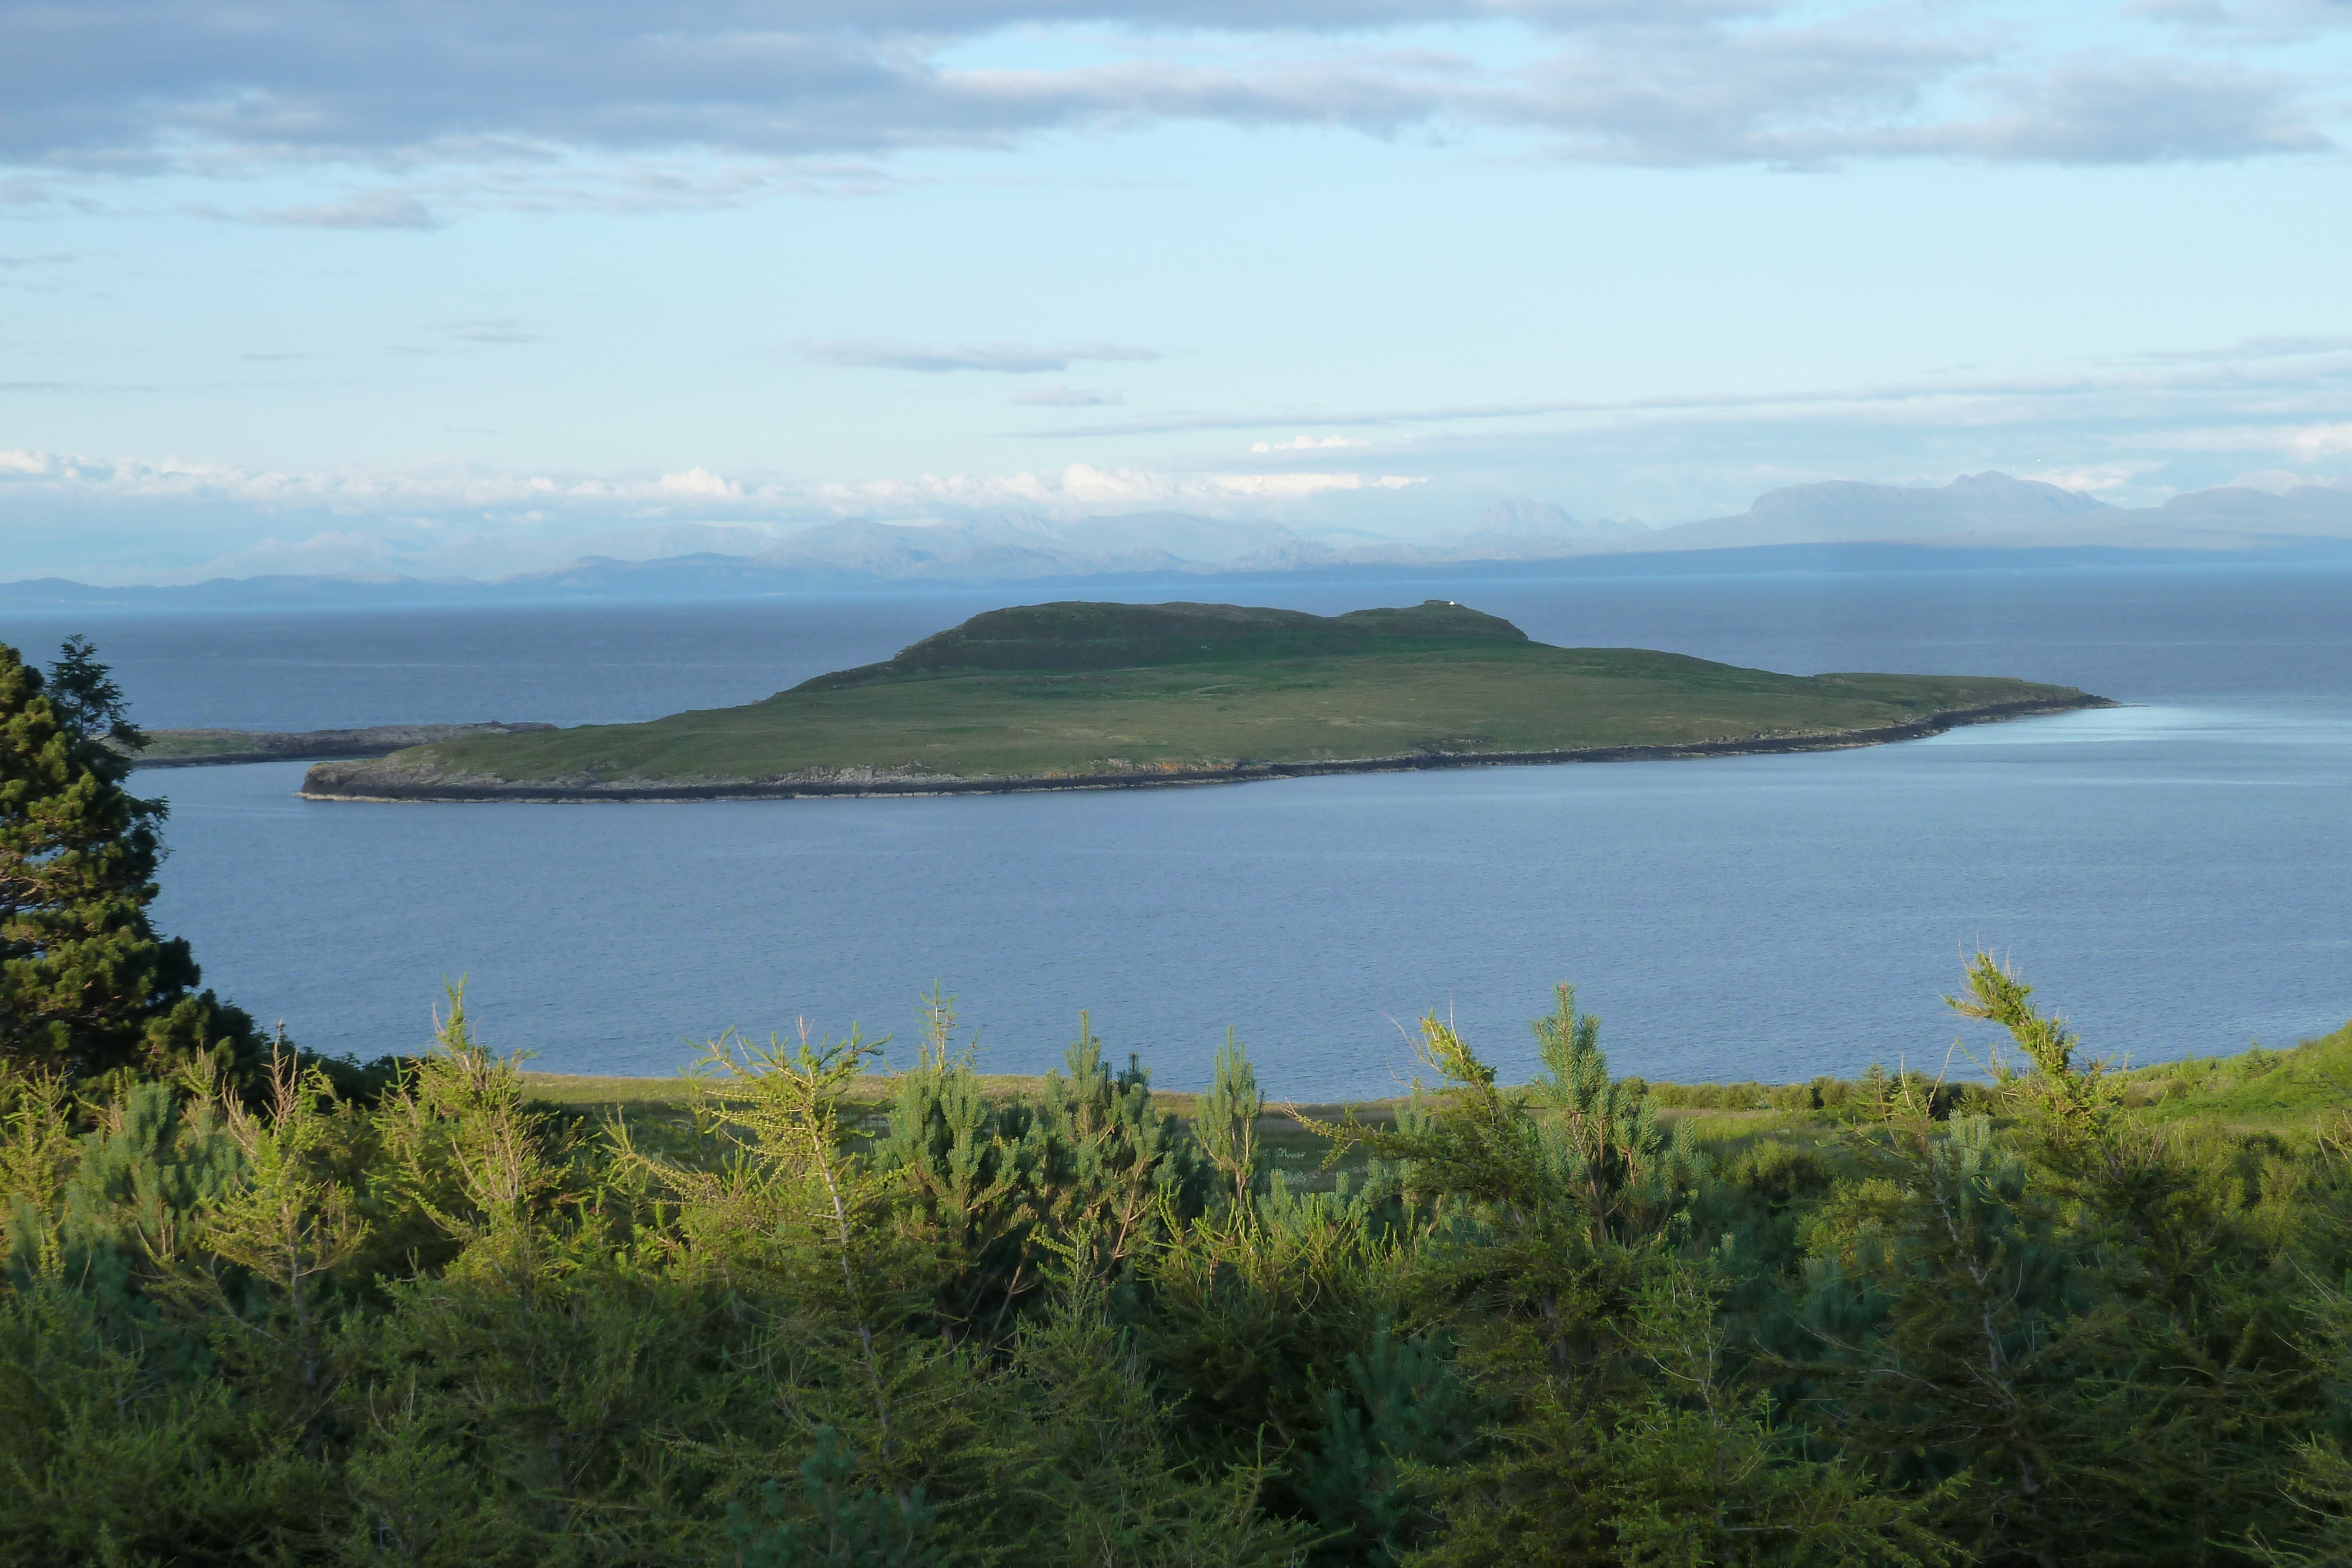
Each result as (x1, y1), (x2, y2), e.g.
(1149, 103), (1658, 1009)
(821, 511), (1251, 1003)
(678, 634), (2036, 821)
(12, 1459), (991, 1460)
(4, 0), (2351, 581)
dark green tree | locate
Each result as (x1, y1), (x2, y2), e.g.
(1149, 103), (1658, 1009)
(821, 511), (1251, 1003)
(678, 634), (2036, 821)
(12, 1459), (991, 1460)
(0, 637), (256, 1082)
(44, 632), (146, 765)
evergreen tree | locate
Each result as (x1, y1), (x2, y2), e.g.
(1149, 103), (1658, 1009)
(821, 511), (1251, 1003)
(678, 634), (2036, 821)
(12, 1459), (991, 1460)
(1028, 1012), (1209, 1279)
(0, 637), (256, 1082)
(1196, 1027), (1265, 1212)
(872, 987), (1055, 1343)
(44, 633), (145, 767)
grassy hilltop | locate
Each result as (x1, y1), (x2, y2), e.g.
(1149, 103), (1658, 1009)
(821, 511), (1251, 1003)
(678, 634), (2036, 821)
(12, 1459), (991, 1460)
(303, 598), (2105, 799)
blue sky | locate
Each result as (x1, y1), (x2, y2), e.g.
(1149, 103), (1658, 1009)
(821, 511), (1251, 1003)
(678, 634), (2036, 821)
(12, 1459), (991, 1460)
(4, 0), (2350, 579)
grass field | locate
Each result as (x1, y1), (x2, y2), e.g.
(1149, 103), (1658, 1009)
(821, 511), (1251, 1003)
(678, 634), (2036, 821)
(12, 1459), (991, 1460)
(517, 1017), (2352, 1185)
(519, 1066), (1404, 1187)
(324, 600), (2097, 791)
(520, 1020), (2352, 1189)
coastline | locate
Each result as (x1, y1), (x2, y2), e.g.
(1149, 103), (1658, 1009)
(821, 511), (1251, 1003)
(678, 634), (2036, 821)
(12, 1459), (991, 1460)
(298, 692), (2116, 803)
(128, 721), (554, 769)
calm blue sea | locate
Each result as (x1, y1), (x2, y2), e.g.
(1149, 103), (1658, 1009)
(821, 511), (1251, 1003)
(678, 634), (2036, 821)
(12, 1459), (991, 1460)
(6, 559), (2348, 1098)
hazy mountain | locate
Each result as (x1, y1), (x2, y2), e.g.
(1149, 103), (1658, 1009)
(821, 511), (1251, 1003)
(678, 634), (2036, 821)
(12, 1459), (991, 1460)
(1444, 499), (1649, 558)
(2153, 484), (2352, 538)
(749, 514), (1195, 579)
(1630, 472), (2352, 553)
(11, 476), (2351, 606)
(152, 521), (783, 585)
(1632, 472), (2117, 551)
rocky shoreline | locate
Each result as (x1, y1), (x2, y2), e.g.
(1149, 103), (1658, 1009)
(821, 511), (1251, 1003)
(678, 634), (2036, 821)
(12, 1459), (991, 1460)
(298, 694), (2115, 803)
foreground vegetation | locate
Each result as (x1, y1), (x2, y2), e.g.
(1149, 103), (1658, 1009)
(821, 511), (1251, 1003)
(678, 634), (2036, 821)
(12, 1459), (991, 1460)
(301, 600), (2100, 797)
(13, 975), (2352, 1567)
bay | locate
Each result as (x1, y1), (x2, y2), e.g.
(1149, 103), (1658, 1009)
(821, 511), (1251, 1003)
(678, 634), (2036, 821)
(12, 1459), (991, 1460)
(6, 557), (2348, 1097)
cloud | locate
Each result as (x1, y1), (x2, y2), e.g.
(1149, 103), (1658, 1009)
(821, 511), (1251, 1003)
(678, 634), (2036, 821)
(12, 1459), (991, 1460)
(815, 462), (1424, 510)
(2158, 420), (2352, 458)
(0, 447), (770, 513)
(2279, 423), (2352, 459)
(1015, 335), (2352, 440)
(1011, 386), (1124, 406)
(801, 339), (1159, 373)
(1903, 59), (2330, 162)
(1212, 472), (1425, 496)
(253, 191), (444, 229)
(0, 0), (2332, 195)
(2016, 463), (2156, 495)
(1253, 434), (1371, 451)
(2104, 334), (2352, 366)
(2223, 468), (2352, 494)
(0, 252), (76, 268)
(2129, 0), (2352, 44)
(1486, 23), (2336, 166)
(657, 466), (743, 498)
(0, 446), (1420, 526)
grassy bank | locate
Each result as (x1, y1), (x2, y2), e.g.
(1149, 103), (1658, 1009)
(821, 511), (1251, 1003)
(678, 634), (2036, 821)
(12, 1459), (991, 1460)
(520, 1014), (2352, 1185)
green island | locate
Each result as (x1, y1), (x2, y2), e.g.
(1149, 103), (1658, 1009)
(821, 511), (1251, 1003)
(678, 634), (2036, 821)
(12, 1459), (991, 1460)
(299, 599), (2109, 801)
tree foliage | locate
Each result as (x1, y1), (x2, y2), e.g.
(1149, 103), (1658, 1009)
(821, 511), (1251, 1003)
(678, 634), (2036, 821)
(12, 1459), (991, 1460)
(2, 789), (2348, 1567)
(0, 636), (258, 1084)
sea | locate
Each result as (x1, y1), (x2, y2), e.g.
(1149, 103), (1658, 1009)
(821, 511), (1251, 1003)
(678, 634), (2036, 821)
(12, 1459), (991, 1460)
(5, 557), (2348, 1099)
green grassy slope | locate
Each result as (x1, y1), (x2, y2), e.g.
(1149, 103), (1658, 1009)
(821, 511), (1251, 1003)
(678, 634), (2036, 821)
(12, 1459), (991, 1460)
(359, 599), (2096, 788)
(2118, 1018), (2352, 1127)
(519, 1016), (2352, 1193)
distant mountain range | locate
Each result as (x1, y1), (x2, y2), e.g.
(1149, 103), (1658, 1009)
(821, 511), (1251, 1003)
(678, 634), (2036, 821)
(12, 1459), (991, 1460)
(6, 474), (2348, 609)
(1634, 472), (2352, 551)
(555, 502), (1652, 587)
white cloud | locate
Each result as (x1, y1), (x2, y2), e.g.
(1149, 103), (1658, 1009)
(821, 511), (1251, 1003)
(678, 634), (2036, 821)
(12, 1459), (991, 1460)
(2159, 420), (2352, 457)
(657, 466), (743, 498)
(2281, 423), (2352, 459)
(1210, 472), (1426, 496)
(2016, 463), (2156, 494)
(2221, 468), (2350, 494)
(0, 447), (1426, 537)
(1252, 434), (1371, 451)
(811, 460), (1425, 510)
(0, 447), (779, 513)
